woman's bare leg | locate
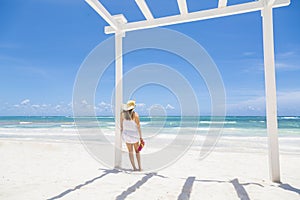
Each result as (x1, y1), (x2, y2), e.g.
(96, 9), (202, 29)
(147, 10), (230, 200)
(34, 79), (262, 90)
(134, 142), (142, 171)
(126, 143), (137, 170)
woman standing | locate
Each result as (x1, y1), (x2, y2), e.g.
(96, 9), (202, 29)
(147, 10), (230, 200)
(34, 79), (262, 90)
(121, 100), (143, 171)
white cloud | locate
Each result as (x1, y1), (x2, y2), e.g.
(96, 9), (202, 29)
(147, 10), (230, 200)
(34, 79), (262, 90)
(32, 104), (40, 109)
(55, 105), (61, 110)
(1, 101), (76, 116)
(21, 99), (30, 105)
(277, 91), (300, 110)
(97, 102), (112, 113)
(243, 52), (256, 56)
(99, 101), (111, 108)
(227, 95), (266, 115)
(135, 103), (146, 111)
(80, 100), (94, 109)
(227, 91), (300, 115)
(277, 51), (295, 58)
(136, 103), (146, 108)
(148, 104), (163, 110)
(275, 51), (300, 71)
(239, 50), (300, 73)
(81, 100), (88, 105)
(147, 104), (166, 116)
(276, 63), (299, 70)
(165, 104), (175, 110)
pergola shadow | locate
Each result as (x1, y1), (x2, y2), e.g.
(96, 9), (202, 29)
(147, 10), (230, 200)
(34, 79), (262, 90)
(47, 169), (120, 200)
(177, 177), (264, 200)
(278, 183), (300, 195)
(115, 172), (167, 200)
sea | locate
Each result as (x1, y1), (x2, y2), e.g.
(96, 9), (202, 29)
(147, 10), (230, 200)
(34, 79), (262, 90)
(0, 116), (299, 140)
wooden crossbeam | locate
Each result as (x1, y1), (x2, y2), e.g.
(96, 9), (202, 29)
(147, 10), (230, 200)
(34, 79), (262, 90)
(105, 0), (290, 34)
(135, 0), (154, 20)
(218, 0), (228, 8)
(177, 0), (188, 15)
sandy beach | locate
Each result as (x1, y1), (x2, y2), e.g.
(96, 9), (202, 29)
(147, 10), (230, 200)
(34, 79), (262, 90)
(1, 134), (299, 200)
(1, 0), (299, 199)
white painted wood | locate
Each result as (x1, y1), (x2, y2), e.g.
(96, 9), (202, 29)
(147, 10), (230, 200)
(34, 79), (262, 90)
(113, 15), (127, 168)
(177, 0), (188, 15)
(114, 30), (123, 168)
(218, 0), (228, 8)
(267, 0), (277, 6)
(261, 4), (281, 183)
(105, 0), (290, 34)
(135, 0), (154, 20)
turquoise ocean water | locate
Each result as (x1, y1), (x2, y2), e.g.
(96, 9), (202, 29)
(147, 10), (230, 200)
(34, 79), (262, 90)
(0, 116), (299, 139)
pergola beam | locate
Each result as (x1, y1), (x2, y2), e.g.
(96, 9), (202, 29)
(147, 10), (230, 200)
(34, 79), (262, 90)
(268, 0), (277, 5)
(85, 0), (119, 30)
(218, 0), (228, 8)
(105, 0), (290, 34)
(135, 0), (154, 20)
(177, 0), (188, 15)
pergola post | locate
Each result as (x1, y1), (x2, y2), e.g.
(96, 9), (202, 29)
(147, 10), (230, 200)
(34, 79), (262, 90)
(261, 4), (280, 182)
(114, 15), (127, 168)
(114, 30), (123, 168)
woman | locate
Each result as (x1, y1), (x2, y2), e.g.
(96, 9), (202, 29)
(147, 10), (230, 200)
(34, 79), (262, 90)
(120, 100), (143, 171)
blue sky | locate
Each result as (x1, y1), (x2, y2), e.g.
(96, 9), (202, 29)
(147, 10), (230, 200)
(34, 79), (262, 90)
(0, 0), (299, 116)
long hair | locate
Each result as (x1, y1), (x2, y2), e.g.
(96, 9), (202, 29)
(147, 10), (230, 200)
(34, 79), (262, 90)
(123, 109), (134, 120)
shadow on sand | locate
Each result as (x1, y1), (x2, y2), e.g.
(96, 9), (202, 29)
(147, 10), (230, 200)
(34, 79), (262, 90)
(47, 169), (120, 200)
(48, 167), (295, 200)
(230, 178), (251, 200)
(183, 178), (264, 200)
(278, 183), (300, 195)
(115, 173), (166, 200)
(178, 177), (196, 200)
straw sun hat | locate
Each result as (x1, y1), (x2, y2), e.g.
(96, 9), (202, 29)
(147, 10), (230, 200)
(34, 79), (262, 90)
(122, 100), (136, 111)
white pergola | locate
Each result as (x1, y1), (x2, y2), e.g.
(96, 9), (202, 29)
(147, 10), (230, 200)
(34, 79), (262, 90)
(85, 0), (290, 182)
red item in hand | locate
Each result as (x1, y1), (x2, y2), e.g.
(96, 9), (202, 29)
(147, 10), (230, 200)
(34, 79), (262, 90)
(138, 139), (145, 152)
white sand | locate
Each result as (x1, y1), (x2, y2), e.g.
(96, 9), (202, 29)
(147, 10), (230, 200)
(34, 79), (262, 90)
(0, 136), (299, 200)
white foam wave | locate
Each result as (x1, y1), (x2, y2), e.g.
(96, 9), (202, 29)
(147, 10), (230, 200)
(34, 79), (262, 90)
(199, 121), (236, 124)
(19, 122), (32, 125)
(280, 117), (299, 120)
(60, 124), (76, 128)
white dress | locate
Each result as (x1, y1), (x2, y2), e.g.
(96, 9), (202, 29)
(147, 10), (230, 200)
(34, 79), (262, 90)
(122, 120), (139, 144)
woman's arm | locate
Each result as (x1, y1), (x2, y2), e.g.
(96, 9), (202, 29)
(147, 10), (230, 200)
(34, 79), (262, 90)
(134, 112), (142, 139)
